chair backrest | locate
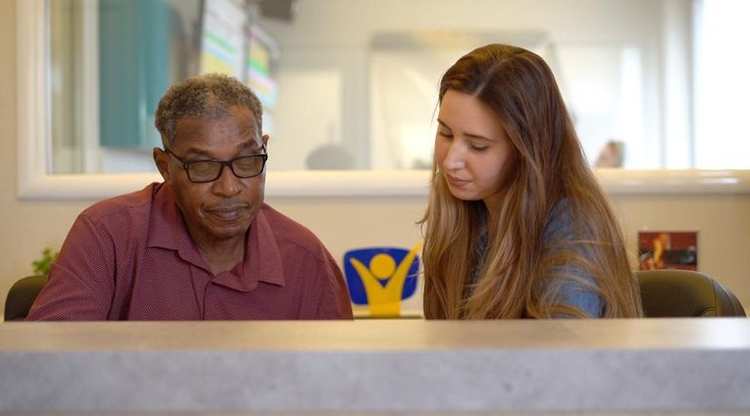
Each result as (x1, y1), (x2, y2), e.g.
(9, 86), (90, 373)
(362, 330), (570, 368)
(4, 275), (47, 321)
(636, 269), (746, 317)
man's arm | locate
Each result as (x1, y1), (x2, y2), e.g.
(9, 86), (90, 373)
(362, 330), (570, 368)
(26, 214), (116, 320)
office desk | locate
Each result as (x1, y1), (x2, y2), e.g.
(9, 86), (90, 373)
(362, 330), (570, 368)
(0, 319), (749, 415)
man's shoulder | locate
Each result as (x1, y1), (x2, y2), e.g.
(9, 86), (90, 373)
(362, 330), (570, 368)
(260, 204), (329, 259)
(80, 183), (159, 225)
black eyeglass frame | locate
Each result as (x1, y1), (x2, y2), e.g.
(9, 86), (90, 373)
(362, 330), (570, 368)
(163, 145), (269, 183)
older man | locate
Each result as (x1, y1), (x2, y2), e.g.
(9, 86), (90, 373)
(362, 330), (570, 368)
(27, 74), (353, 320)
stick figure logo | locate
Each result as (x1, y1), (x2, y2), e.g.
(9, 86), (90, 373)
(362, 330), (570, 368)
(343, 244), (421, 317)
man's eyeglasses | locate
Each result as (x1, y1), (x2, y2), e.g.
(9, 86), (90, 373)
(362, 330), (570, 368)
(164, 146), (268, 183)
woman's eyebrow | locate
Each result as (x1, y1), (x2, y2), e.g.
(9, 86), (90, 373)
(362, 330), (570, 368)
(438, 119), (492, 141)
(437, 119), (451, 129)
(465, 132), (493, 141)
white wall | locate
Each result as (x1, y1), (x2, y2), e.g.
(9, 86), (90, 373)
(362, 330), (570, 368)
(693, 0), (750, 169)
(265, 0), (664, 46)
(2, 0), (748, 316)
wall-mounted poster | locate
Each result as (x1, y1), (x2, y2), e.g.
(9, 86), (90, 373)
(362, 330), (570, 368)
(247, 25), (279, 134)
(247, 26), (278, 110)
(638, 231), (698, 271)
(200, 0), (246, 78)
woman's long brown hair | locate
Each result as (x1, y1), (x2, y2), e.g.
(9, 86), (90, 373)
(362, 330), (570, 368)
(421, 44), (642, 319)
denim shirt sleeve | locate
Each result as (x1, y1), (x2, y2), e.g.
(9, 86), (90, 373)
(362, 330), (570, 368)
(557, 279), (603, 318)
(542, 200), (604, 318)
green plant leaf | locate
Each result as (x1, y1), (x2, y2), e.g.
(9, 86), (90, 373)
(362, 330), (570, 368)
(32, 247), (59, 276)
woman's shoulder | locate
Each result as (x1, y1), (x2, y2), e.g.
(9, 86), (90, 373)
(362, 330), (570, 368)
(541, 198), (604, 317)
(542, 198), (578, 244)
(556, 279), (604, 318)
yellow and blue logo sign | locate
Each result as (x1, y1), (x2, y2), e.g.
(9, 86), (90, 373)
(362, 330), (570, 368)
(344, 244), (421, 317)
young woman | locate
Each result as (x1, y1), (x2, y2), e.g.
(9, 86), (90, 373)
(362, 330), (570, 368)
(421, 44), (642, 319)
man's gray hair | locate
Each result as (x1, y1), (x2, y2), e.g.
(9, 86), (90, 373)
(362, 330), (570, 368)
(155, 73), (263, 146)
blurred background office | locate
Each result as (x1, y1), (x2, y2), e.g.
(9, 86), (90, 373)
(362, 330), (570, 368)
(45, 0), (750, 173)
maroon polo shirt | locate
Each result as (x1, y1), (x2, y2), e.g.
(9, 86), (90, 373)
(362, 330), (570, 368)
(27, 183), (353, 320)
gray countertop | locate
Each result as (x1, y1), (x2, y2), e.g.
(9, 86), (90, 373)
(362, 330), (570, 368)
(1, 319), (749, 414)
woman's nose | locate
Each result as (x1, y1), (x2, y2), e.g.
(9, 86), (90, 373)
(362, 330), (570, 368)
(442, 142), (466, 171)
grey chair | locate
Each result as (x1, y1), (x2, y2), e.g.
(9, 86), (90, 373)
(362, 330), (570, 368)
(636, 269), (746, 317)
(4, 275), (47, 321)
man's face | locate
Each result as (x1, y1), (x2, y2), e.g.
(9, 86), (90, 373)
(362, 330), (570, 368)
(155, 106), (269, 245)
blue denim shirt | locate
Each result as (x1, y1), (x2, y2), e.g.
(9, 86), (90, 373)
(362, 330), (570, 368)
(471, 200), (604, 318)
(542, 200), (604, 317)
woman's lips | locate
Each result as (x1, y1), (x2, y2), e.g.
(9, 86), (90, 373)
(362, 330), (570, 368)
(446, 175), (471, 188)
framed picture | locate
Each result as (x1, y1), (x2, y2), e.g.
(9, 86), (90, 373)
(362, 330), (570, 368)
(638, 231), (698, 271)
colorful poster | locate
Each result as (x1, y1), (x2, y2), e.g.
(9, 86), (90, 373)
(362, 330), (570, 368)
(638, 231), (698, 271)
(200, 0), (246, 78)
(247, 27), (278, 109)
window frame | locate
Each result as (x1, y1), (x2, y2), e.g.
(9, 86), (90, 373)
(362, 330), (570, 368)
(16, 0), (750, 201)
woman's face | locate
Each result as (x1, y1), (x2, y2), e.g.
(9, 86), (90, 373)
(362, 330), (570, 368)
(435, 90), (515, 209)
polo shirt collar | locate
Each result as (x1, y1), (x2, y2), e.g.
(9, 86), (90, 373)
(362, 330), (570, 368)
(146, 183), (285, 290)
(216, 208), (285, 291)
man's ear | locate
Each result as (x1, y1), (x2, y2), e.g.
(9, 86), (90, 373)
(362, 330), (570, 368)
(153, 147), (170, 182)
(262, 134), (270, 147)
